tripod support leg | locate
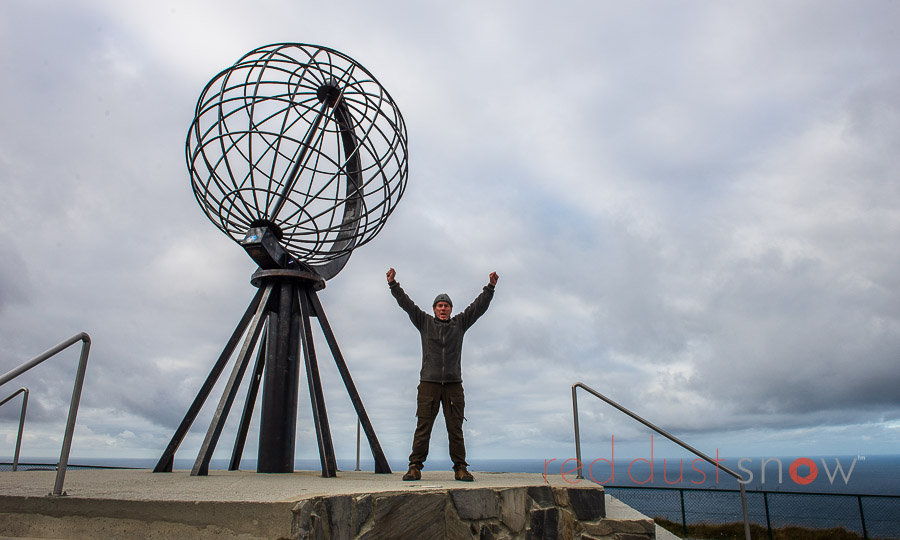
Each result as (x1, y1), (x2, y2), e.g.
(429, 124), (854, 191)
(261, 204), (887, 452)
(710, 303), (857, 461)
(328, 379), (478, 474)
(191, 284), (273, 476)
(229, 321), (268, 471)
(306, 289), (392, 473)
(153, 287), (266, 473)
(298, 286), (338, 477)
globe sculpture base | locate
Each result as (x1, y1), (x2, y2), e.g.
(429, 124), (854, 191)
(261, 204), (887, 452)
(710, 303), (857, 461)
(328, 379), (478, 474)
(153, 269), (391, 476)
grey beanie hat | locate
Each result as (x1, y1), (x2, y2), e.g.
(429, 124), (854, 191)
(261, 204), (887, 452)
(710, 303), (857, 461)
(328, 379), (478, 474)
(433, 293), (453, 307)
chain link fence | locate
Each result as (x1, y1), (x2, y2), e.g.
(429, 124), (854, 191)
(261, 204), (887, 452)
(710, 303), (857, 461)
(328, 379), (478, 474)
(606, 485), (899, 539)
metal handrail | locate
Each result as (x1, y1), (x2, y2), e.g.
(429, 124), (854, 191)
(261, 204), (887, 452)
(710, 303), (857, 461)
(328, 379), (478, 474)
(0, 333), (92, 495)
(572, 382), (751, 540)
(0, 387), (29, 471)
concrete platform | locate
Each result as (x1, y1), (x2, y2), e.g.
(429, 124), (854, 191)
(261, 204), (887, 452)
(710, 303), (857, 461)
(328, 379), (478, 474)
(0, 469), (660, 539)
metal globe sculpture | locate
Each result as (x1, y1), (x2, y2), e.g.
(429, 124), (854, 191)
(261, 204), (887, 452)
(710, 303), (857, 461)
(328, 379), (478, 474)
(187, 43), (408, 279)
(156, 44), (402, 477)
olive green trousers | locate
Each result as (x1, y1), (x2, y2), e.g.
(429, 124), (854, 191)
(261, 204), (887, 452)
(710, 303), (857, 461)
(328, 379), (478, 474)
(408, 381), (467, 470)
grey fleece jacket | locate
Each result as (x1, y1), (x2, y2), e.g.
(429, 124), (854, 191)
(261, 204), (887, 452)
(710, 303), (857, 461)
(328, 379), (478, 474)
(389, 280), (495, 383)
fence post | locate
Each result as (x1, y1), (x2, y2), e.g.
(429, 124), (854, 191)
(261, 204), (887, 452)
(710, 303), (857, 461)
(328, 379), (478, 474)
(355, 419), (361, 471)
(857, 495), (868, 540)
(679, 489), (687, 537)
(764, 491), (772, 540)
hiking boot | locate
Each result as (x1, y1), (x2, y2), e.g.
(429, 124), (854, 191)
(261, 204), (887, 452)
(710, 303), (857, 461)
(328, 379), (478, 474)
(402, 466), (421, 481)
(454, 466), (474, 482)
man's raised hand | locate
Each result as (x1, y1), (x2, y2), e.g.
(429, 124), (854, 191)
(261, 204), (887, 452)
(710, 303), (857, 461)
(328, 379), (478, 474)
(489, 272), (499, 286)
(386, 268), (396, 283)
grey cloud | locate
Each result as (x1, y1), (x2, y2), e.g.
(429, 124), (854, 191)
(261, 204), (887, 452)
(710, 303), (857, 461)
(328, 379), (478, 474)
(2, 0), (899, 462)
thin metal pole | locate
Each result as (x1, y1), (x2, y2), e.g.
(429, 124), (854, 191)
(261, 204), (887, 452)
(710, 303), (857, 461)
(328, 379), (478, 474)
(355, 419), (361, 471)
(53, 334), (91, 496)
(572, 384), (583, 479)
(858, 495), (868, 540)
(739, 482), (751, 540)
(680, 489), (687, 537)
(14, 388), (27, 471)
(764, 491), (772, 539)
(0, 388), (29, 471)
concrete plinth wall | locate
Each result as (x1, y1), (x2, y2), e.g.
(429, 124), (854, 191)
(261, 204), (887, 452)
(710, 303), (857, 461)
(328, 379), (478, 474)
(0, 469), (656, 539)
(293, 485), (655, 540)
(1, 497), (296, 539)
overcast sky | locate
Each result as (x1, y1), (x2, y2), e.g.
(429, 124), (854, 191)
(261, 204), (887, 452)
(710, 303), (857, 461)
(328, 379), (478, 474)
(1, 1), (899, 469)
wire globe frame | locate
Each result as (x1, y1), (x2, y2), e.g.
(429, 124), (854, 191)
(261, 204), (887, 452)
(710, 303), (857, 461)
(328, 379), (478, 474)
(187, 43), (408, 279)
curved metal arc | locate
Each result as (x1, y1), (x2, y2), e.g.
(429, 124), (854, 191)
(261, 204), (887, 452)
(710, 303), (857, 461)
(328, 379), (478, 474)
(299, 86), (385, 207)
(292, 92), (363, 278)
(268, 58), (359, 220)
(267, 67), (364, 277)
(283, 99), (363, 227)
(191, 124), (254, 226)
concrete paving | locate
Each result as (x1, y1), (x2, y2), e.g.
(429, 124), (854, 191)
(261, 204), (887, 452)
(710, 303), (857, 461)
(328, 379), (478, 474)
(0, 469), (665, 538)
(0, 468), (607, 502)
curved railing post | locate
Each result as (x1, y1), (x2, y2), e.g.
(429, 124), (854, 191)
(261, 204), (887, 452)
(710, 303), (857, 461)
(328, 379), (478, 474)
(0, 387), (29, 471)
(572, 381), (751, 540)
(0, 333), (92, 495)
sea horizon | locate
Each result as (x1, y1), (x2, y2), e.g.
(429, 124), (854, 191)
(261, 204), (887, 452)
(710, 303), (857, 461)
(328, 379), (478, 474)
(6, 453), (898, 496)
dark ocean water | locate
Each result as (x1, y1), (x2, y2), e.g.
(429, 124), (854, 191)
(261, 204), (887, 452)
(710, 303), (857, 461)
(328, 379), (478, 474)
(36, 453), (899, 496)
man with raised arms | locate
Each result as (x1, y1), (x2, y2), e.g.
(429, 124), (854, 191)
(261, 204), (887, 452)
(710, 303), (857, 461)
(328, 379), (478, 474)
(386, 268), (499, 482)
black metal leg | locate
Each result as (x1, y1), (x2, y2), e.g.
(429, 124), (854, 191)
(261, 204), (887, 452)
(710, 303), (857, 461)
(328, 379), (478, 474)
(258, 282), (304, 473)
(191, 284), (273, 476)
(153, 287), (266, 473)
(229, 321), (268, 471)
(156, 272), (390, 477)
(298, 286), (337, 477)
(307, 289), (392, 473)
(284, 289), (303, 464)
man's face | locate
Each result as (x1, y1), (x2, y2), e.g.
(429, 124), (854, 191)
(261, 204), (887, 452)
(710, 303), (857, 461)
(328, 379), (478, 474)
(433, 301), (452, 320)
